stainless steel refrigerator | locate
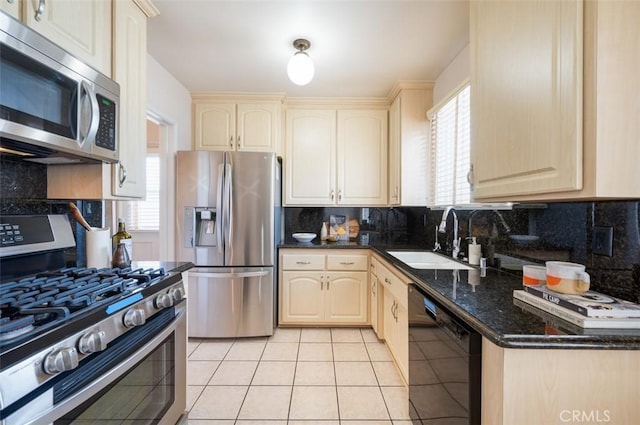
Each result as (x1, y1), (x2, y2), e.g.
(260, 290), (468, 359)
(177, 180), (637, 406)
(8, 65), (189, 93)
(176, 151), (281, 337)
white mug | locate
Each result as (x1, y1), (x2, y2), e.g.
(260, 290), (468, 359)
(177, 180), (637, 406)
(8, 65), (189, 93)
(545, 261), (590, 294)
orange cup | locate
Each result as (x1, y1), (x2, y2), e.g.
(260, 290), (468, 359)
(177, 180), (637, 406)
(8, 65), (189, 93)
(522, 265), (546, 286)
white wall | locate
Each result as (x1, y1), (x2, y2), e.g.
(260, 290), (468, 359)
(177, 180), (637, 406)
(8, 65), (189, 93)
(147, 54), (192, 150)
(433, 44), (470, 106)
(146, 54), (192, 260)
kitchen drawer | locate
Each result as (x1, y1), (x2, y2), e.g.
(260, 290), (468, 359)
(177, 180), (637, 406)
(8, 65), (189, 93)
(282, 254), (325, 270)
(377, 262), (408, 308)
(327, 254), (368, 271)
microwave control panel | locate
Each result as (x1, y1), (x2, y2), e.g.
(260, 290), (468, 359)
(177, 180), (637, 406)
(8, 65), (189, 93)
(95, 94), (117, 151)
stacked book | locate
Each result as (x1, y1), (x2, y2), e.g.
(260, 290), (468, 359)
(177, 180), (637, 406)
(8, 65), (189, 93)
(513, 285), (640, 329)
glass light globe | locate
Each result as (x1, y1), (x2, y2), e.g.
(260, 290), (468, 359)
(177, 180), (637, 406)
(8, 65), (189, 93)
(287, 51), (314, 86)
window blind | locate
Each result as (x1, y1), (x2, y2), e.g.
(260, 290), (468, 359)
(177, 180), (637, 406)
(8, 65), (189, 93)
(430, 85), (471, 207)
(121, 155), (160, 230)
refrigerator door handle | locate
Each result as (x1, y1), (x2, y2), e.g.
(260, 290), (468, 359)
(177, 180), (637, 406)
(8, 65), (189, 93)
(189, 270), (270, 279)
(224, 163), (233, 256)
(216, 163), (224, 254)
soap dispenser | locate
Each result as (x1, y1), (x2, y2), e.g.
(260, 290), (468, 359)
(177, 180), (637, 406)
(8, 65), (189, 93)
(468, 237), (482, 266)
(320, 222), (328, 241)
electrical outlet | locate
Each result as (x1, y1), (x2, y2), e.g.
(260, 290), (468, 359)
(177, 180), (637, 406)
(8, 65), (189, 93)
(592, 225), (613, 257)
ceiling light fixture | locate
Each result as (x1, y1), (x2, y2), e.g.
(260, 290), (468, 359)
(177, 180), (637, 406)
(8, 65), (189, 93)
(287, 38), (314, 86)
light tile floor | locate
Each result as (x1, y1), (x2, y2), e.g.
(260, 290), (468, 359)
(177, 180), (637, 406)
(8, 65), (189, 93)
(186, 327), (412, 424)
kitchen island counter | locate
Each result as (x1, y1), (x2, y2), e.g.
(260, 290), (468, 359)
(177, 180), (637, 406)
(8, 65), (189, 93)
(278, 242), (640, 350)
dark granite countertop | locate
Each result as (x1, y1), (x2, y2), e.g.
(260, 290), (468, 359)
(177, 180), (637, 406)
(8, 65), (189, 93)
(278, 240), (640, 350)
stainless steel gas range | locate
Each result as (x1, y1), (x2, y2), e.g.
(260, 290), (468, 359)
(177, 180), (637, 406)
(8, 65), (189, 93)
(0, 215), (187, 425)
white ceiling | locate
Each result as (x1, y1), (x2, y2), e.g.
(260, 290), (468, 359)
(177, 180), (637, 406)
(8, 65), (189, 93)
(147, 1), (470, 98)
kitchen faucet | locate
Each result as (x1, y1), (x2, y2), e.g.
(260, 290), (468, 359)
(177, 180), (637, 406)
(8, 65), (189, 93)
(439, 206), (460, 259)
(468, 209), (511, 239)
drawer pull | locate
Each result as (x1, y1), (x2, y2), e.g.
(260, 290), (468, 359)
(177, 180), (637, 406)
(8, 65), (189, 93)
(340, 261), (355, 265)
(296, 261), (311, 265)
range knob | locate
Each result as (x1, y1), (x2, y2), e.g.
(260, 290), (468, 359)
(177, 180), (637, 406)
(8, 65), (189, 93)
(43, 347), (79, 375)
(78, 330), (107, 354)
(169, 287), (185, 302)
(123, 308), (146, 328)
(155, 293), (173, 309)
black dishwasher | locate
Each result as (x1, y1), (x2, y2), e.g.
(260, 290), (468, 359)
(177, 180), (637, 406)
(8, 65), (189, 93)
(408, 283), (482, 424)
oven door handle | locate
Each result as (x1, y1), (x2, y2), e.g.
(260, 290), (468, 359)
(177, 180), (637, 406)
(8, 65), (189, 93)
(23, 308), (185, 425)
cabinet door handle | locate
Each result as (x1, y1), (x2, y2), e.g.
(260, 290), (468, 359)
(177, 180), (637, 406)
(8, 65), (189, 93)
(320, 275), (324, 291)
(34, 0), (46, 21)
(384, 277), (391, 285)
(467, 164), (474, 191)
(340, 261), (355, 265)
(118, 163), (127, 187)
(229, 136), (233, 147)
(371, 281), (376, 295)
(295, 261), (311, 265)
(237, 136), (241, 147)
(338, 190), (342, 201)
(330, 190), (335, 201)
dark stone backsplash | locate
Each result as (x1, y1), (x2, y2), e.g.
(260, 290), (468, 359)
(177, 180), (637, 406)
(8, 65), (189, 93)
(1, 155), (103, 266)
(285, 200), (640, 303)
(3, 155), (639, 302)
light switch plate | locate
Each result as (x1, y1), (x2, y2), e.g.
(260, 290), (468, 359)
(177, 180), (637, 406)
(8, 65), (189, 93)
(592, 225), (613, 257)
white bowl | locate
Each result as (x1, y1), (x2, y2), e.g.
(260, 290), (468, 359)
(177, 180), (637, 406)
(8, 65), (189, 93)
(292, 233), (316, 243)
(509, 235), (540, 246)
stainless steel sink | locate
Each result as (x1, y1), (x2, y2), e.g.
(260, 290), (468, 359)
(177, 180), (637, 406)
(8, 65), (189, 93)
(386, 250), (473, 270)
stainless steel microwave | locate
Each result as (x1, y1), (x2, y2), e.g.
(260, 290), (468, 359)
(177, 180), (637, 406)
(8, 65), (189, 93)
(0, 11), (119, 164)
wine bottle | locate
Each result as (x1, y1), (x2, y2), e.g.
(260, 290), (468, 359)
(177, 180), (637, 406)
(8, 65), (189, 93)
(112, 218), (133, 261)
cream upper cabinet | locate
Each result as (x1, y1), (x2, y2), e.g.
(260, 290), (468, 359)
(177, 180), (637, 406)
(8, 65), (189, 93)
(23, 0), (112, 77)
(285, 107), (387, 206)
(0, 0), (21, 18)
(388, 86), (433, 206)
(337, 110), (388, 205)
(47, 0), (156, 200)
(193, 99), (281, 152)
(471, 0), (583, 199)
(279, 249), (368, 325)
(285, 109), (336, 205)
(471, 0), (640, 201)
(111, 0), (147, 197)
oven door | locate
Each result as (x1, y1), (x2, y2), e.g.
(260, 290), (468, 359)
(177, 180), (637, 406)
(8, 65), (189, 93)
(3, 303), (187, 425)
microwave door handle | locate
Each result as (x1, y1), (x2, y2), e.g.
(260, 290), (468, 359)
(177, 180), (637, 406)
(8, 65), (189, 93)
(216, 163), (224, 255)
(79, 80), (99, 147)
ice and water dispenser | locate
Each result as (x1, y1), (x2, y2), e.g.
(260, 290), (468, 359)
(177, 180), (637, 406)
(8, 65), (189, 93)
(183, 207), (217, 247)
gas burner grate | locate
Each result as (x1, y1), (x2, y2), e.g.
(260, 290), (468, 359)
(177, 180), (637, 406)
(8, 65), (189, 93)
(0, 266), (167, 343)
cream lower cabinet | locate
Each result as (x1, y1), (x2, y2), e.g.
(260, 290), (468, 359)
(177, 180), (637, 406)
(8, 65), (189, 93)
(192, 97), (281, 152)
(279, 249), (368, 325)
(285, 108), (387, 206)
(482, 337), (640, 424)
(376, 255), (409, 382)
(369, 256), (383, 338)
